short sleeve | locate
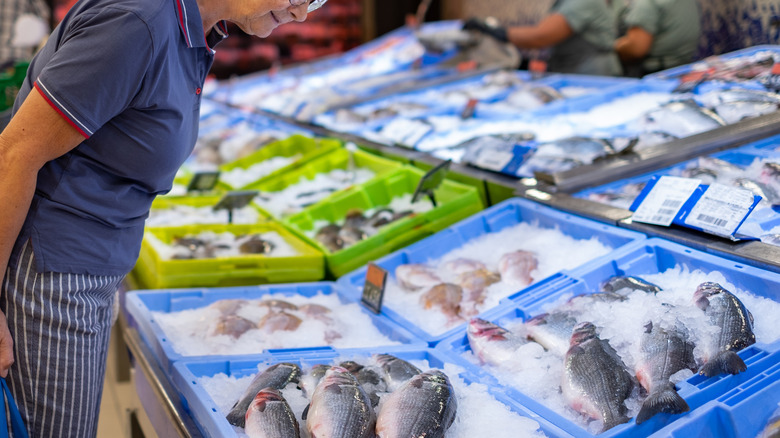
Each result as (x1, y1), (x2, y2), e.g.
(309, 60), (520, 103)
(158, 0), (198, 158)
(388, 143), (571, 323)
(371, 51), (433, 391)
(553, 0), (601, 34)
(34, 8), (153, 137)
(624, 0), (661, 35)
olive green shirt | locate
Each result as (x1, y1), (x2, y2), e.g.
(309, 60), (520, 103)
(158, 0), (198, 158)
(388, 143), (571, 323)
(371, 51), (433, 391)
(623, 0), (700, 72)
(548, 0), (622, 76)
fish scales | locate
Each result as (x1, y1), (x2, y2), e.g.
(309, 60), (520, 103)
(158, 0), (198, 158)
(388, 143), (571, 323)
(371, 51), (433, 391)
(244, 388), (300, 438)
(306, 367), (376, 438)
(227, 363), (302, 428)
(375, 370), (457, 438)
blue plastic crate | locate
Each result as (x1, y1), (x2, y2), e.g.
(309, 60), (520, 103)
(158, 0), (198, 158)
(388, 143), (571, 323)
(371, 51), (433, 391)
(437, 237), (780, 437)
(645, 45), (780, 81)
(124, 282), (426, 373)
(337, 197), (646, 345)
(170, 346), (569, 438)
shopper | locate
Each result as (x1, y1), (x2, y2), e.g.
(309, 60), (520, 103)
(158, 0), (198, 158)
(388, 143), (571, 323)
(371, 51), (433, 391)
(462, 0), (622, 76)
(614, 0), (701, 77)
(0, 0), (323, 435)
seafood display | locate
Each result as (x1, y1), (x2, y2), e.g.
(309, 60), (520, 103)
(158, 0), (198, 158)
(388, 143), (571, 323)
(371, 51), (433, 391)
(197, 355), (544, 438)
(221, 155), (303, 189)
(464, 267), (777, 433)
(150, 293), (400, 356)
(147, 203), (262, 227)
(384, 221), (613, 335)
(147, 231), (298, 260)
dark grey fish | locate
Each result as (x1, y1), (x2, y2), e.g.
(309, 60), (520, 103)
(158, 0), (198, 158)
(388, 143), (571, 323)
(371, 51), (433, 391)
(524, 311), (579, 357)
(305, 366), (376, 438)
(694, 282), (756, 377)
(337, 360), (388, 407)
(635, 321), (697, 424)
(601, 276), (662, 295)
(244, 388), (300, 438)
(375, 370), (457, 438)
(562, 322), (636, 432)
(373, 354), (422, 391)
(226, 363), (302, 428)
(315, 224), (344, 252)
(298, 364), (331, 399)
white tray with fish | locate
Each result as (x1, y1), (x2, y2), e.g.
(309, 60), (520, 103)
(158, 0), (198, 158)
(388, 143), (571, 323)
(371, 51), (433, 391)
(170, 348), (556, 438)
(124, 282), (427, 373)
(440, 237), (780, 437)
(337, 198), (645, 344)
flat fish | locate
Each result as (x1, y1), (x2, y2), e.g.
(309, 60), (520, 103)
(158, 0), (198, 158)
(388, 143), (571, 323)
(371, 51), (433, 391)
(305, 366), (376, 438)
(601, 275), (662, 295)
(374, 354), (422, 391)
(227, 363), (302, 428)
(420, 283), (463, 319)
(244, 388), (300, 438)
(524, 311), (579, 357)
(694, 282), (756, 377)
(562, 322), (636, 432)
(498, 250), (538, 286)
(258, 299), (299, 311)
(208, 299), (249, 316)
(212, 314), (256, 339)
(395, 264), (442, 291)
(467, 318), (538, 368)
(375, 370), (457, 438)
(257, 311), (303, 333)
(442, 258), (487, 275)
(634, 321), (697, 424)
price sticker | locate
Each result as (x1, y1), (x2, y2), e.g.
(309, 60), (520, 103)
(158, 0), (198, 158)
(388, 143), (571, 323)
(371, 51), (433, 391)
(361, 263), (387, 314)
(187, 171), (220, 192)
(684, 183), (757, 238)
(412, 159), (452, 206)
(213, 190), (259, 224)
(632, 176), (701, 226)
(379, 118), (433, 147)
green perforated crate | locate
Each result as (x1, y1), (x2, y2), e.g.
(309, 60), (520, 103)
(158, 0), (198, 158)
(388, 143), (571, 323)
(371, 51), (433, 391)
(147, 194), (270, 227)
(245, 148), (404, 219)
(133, 222), (325, 289)
(217, 135), (342, 190)
(283, 166), (484, 278)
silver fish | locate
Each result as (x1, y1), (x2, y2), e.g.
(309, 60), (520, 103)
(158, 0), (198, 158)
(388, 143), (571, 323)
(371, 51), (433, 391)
(375, 370), (457, 438)
(467, 318), (530, 367)
(373, 354), (422, 391)
(524, 311), (579, 357)
(244, 388), (300, 438)
(305, 366), (376, 438)
(227, 363), (302, 428)
(339, 361), (387, 407)
(694, 282), (756, 377)
(601, 275), (662, 295)
(635, 321), (697, 424)
(562, 322), (636, 432)
(641, 100), (726, 138)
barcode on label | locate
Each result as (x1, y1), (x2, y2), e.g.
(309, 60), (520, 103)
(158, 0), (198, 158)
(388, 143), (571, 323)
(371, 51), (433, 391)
(651, 215), (669, 223)
(657, 208), (677, 217)
(697, 214), (728, 227)
(662, 199), (683, 209)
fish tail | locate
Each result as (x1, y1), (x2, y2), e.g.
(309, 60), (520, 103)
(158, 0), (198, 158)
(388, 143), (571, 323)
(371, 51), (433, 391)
(602, 414), (631, 432)
(700, 350), (747, 377)
(636, 384), (689, 424)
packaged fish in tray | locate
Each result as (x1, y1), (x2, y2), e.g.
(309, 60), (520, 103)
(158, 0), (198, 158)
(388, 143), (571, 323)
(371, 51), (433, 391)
(284, 165), (484, 278)
(124, 282), (427, 373)
(169, 347), (565, 438)
(645, 45), (780, 84)
(244, 147), (404, 220)
(217, 135), (342, 191)
(337, 198), (645, 345)
(437, 237), (780, 437)
(133, 222), (325, 289)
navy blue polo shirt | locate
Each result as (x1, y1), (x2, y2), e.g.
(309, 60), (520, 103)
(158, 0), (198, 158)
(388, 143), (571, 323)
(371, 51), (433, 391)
(11, 0), (228, 275)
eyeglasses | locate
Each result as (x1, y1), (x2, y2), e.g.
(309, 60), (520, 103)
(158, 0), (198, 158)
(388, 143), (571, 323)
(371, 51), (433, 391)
(289, 0), (327, 13)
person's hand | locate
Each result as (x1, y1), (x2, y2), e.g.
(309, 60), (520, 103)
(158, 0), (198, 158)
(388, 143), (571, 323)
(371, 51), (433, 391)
(462, 17), (508, 42)
(0, 310), (14, 378)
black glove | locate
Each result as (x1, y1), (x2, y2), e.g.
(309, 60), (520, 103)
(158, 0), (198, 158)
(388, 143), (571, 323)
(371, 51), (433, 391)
(462, 17), (508, 42)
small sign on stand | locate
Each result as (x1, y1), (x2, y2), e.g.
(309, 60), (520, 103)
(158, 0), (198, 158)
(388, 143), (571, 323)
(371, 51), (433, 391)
(412, 159), (452, 207)
(186, 171), (220, 193)
(212, 190), (259, 224)
(361, 263), (388, 314)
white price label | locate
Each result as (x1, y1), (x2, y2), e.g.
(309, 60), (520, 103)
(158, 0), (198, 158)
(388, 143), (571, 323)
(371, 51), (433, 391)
(474, 150), (514, 172)
(378, 118), (433, 147)
(684, 183), (756, 237)
(632, 176), (701, 226)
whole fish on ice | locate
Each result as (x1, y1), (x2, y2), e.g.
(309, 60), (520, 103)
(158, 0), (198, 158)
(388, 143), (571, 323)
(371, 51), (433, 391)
(601, 275), (662, 295)
(467, 318), (542, 368)
(227, 363), (302, 428)
(524, 310), (579, 357)
(374, 353), (422, 391)
(305, 366), (376, 438)
(640, 100), (726, 138)
(244, 388), (300, 438)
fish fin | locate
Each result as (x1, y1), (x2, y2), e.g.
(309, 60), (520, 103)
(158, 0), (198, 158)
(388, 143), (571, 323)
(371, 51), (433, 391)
(602, 414), (631, 432)
(301, 403), (310, 421)
(225, 409), (246, 428)
(636, 385), (689, 424)
(700, 351), (747, 377)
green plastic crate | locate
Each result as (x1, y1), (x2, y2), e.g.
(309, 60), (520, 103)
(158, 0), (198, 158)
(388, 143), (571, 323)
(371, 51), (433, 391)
(0, 61), (29, 112)
(133, 222), (325, 289)
(147, 194), (270, 226)
(412, 159), (490, 207)
(245, 148), (404, 219)
(283, 166), (485, 278)
(217, 135), (342, 190)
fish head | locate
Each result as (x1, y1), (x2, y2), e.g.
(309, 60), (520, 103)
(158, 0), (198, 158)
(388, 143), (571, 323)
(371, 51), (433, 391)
(693, 282), (725, 309)
(248, 387), (285, 414)
(570, 322), (598, 346)
(467, 318), (510, 341)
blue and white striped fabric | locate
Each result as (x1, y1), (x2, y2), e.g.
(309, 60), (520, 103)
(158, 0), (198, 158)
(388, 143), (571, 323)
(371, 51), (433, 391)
(1, 241), (122, 437)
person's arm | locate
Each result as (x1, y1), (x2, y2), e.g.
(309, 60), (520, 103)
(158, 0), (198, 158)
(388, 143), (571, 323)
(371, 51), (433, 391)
(0, 87), (85, 376)
(614, 26), (654, 62)
(506, 13), (573, 49)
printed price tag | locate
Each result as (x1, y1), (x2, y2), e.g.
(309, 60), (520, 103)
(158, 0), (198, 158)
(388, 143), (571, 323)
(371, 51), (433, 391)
(361, 263), (387, 314)
(632, 176), (701, 226)
(473, 149), (514, 172)
(379, 118), (433, 147)
(213, 190), (259, 224)
(684, 183), (757, 237)
(412, 159), (452, 206)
